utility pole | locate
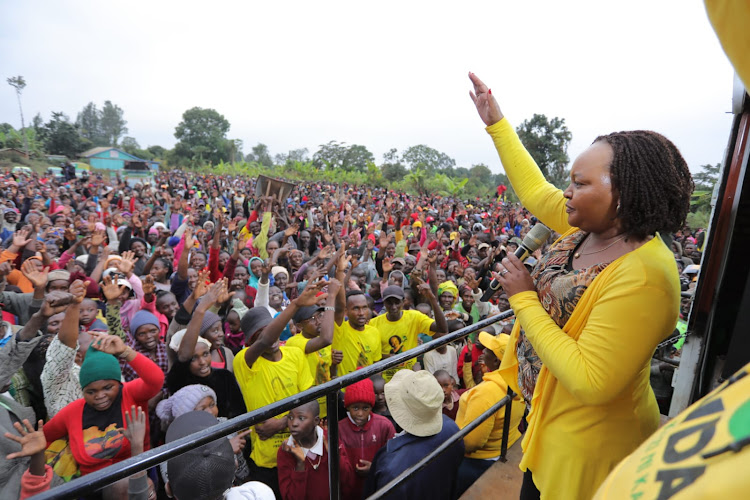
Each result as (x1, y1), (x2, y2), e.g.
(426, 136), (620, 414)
(7, 76), (30, 159)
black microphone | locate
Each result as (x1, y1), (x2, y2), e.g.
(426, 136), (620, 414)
(480, 223), (552, 302)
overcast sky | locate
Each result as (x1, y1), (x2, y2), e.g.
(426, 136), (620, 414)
(0, 0), (736, 174)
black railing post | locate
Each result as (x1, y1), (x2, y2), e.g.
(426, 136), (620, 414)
(327, 391), (341, 500)
(499, 387), (514, 462)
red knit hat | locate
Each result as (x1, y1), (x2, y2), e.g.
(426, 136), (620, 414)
(344, 378), (375, 408)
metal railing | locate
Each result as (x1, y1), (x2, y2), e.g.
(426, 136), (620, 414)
(35, 309), (515, 500)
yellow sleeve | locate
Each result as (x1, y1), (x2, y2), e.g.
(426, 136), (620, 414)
(252, 212), (272, 259)
(509, 276), (677, 406)
(395, 229), (402, 243)
(486, 118), (572, 235)
(462, 360), (477, 389)
(457, 387), (496, 454)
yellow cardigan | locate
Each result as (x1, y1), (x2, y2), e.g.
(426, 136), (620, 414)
(488, 119), (680, 499)
(455, 370), (525, 460)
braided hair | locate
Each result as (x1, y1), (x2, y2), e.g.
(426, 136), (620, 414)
(594, 130), (694, 240)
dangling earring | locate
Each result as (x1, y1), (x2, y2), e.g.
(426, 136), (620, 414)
(616, 201), (621, 213)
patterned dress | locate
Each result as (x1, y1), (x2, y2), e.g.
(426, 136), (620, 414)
(516, 230), (610, 405)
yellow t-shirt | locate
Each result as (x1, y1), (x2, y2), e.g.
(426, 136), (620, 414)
(332, 321), (383, 378)
(284, 334), (331, 418)
(233, 346), (314, 468)
(370, 309), (434, 382)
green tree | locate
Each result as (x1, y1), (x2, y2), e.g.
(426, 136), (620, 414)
(76, 102), (105, 145)
(401, 144), (455, 174)
(275, 147), (310, 166)
(469, 163), (493, 184)
(6, 76), (29, 157)
(147, 145), (166, 158)
(381, 148), (407, 182)
(99, 101), (128, 146)
(246, 142), (273, 166)
(435, 173), (468, 197)
(404, 166), (428, 194)
(43, 112), (83, 158)
(173, 107), (231, 165)
(313, 141), (374, 172)
(516, 114), (572, 188)
(345, 144), (375, 172)
(693, 163), (720, 191)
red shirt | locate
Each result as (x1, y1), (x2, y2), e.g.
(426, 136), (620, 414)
(43, 353), (164, 476)
(338, 413), (395, 498)
(277, 430), (356, 500)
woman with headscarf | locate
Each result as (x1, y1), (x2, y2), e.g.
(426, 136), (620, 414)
(166, 281), (246, 418)
(41, 333), (164, 476)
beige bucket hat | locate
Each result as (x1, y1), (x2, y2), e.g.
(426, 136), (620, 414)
(384, 370), (444, 437)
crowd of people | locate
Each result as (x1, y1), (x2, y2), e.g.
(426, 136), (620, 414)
(0, 84), (704, 499)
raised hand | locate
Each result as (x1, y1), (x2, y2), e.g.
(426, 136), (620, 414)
(284, 222), (299, 238)
(141, 275), (156, 297)
(90, 332), (128, 356)
(468, 72), (504, 127)
(102, 275), (127, 302)
(382, 257), (393, 273)
(4, 419), (47, 460)
(191, 269), (211, 300)
(118, 406), (146, 449)
(12, 229), (31, 249)
(418, 282), (435, 300)
(296, 280), (328, 307)
(318, 245), (334, 261)
(40, 291), (75, 317)
(20, 260), (48, 289)
(68, 279), (87, 303)
(216, 278), (235, 305)
(0, 262), (12, 278)
(116, 251), (136, 276)
(326, 277), (342, 297)
(90, 230), (106, 247)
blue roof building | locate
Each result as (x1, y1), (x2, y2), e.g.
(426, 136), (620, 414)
(78, 147), (159, 171)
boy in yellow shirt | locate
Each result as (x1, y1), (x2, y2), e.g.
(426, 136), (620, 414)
(233, 279), (326, 498)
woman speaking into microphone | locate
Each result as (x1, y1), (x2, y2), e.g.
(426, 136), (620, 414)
(467, 72), (693, 500)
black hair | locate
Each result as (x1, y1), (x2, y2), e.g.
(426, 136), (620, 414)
(594, 130), (694, 240)
(294, 399), (320, 418)
(346, 289), (365, 302)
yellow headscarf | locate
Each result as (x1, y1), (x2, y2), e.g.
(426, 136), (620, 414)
(437, 281), (459, 306)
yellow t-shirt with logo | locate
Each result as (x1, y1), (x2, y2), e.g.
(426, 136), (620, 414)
(284, 334), (331, 418)
(233, 346), (314, 468)
(370, 309), (435, 382)
(332, 321), (383, 378)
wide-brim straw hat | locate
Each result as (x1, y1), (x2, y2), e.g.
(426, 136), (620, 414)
(384, 370), (444, 437)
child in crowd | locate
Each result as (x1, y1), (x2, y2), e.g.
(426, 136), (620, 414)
(79, 298), (108, 331)
(156, 384), (250, 485)
(434, 369), (462, 421)
(370, 374), (401, 433)
(339, 377), (395, 498)
(277, 400), (355, 500)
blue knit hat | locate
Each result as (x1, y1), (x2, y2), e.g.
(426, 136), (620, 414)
(130, 310), (160, 337)
(79, 345), (122, 389)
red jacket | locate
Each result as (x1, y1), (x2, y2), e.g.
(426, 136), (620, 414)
(277, 430), (356, 500)
(338, 413), (395, 498)
(43, 353), (164, 475)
